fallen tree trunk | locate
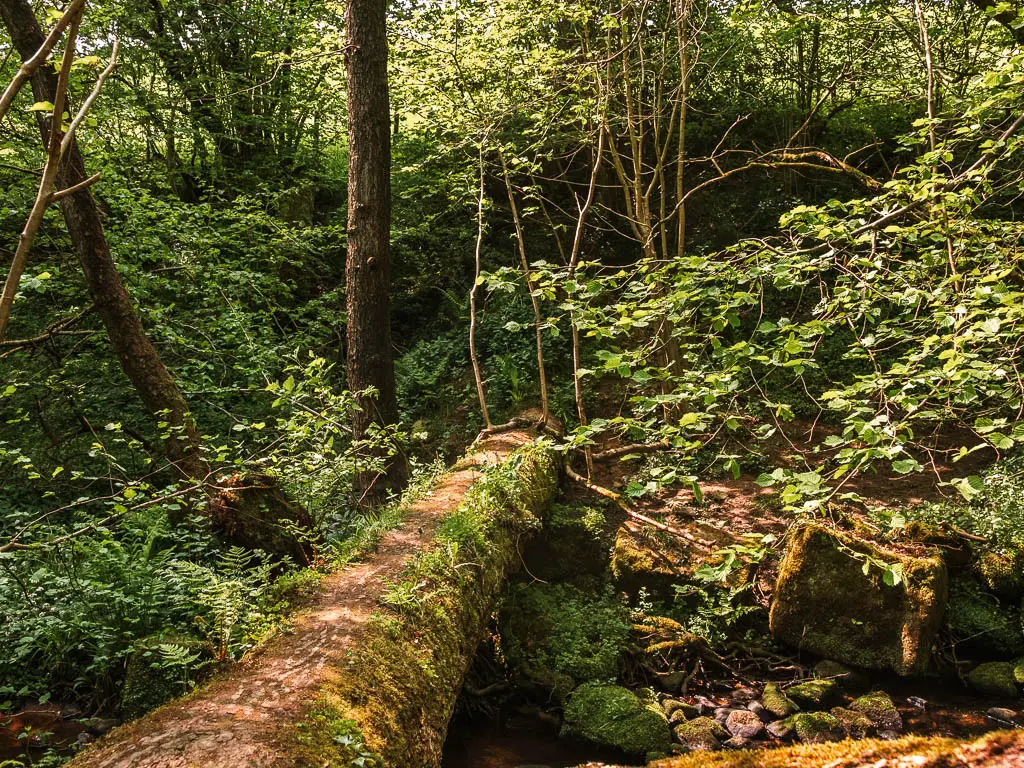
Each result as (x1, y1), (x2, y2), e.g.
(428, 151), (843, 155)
(69, 428), (558, 768)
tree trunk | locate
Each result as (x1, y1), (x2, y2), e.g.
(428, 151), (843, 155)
(345, 0), (405, 503)
(0, 0), (206, 481)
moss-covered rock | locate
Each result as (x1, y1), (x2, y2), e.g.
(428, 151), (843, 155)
(785, 679), (840, 710)
(120, 636), (212, 719)
(499, 581), (631, 699)
(830, 707), (874, 738)
(1012, 657), (1024, 684)
(664, 699), (698, 721)
(611, 524), (684, 597)
(945, 575), (1024, 659)
(975, 549), (1024, 603)
(967, 662), (1019, 699)
(761, 682), (799, 718)
(792, 712), (845, 744)
(673, 715), (728, 751)
(849, 692), (902, 731)
(562, 683), (671, 756)
(769, 523), (948, 676)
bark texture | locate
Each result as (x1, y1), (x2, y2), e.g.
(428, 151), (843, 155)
(344, 0), (404, 502)
(0, 0), (205, 479)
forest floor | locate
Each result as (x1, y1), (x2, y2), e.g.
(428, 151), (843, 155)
(48, 430), (534, 768)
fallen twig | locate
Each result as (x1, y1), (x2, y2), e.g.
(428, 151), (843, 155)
(565, 465), (711, 551)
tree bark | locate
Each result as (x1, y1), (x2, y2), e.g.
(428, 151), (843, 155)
(345, 0), (405, 503)
(0, 0), (206, 480)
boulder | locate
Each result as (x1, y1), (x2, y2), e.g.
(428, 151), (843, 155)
(850, 691), (902, 731)
(663, 699), (697, 721)
(967, 662), (1018, 699)
(1013, 657), (1024, 685)
(792, 712), (845, 744)
(562, 683), (671, 756)
(673, 716), (728, 751)
(761, 682), (799, 718)
(785, 679), (840, 710)
(769, 523), (948, 676)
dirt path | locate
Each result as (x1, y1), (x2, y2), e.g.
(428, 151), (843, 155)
(70, 430), (535, 768)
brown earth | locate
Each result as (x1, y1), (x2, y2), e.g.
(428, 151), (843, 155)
(67, 430), (536, 768)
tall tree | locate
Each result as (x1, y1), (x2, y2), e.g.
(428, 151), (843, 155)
(0, 0), (206, 480)
(345, 0), (405, 502)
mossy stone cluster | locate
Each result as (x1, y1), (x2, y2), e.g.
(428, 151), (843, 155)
(769, 523), (948, 675)
(849, 691), (902, 731)
(561, 682), (671, 756)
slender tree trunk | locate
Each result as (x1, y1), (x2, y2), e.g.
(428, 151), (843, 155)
(0, 0), (206, 480)
(345, 0), (405, 503)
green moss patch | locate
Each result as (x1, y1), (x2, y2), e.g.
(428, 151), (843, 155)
(561, 682), (670, 756)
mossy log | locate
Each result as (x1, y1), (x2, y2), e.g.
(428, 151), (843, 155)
(67, 430), (558, 768)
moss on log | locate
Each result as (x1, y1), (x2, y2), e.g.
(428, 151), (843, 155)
(293, 441), (559, 766)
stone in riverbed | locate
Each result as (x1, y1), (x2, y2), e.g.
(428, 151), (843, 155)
(747, 700), (772, 722)
(723, 735), (753, 749)
(766, 716), (796, 740)
(786, 679), (840, 710)
(725, 709), (765, 739)
(760, 682), (799, 718)
(967, 662), (1019, 699)
(673, 716), (728, 751)
(830, 706), (875, 738)
(986, 707), (1019, 724)
(561, 683), (670, 756)
(769, 523), (948, 676)
(663, 699), (697, 721)
(792, 712), (845, 744)
(849, 691), (902, 731)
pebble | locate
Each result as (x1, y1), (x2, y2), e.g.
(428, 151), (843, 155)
(747, 700), (773, 723)
(724, 735), (752, 749)
(878, 729), (900, 740)
(907, 695), (928, 710)
(766, 719), (795, 740)
(725, 709), (766, 739)
(694, 695), (717, 714)
(714, 706), (739, 725)
(986, 707), (1018, 724)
